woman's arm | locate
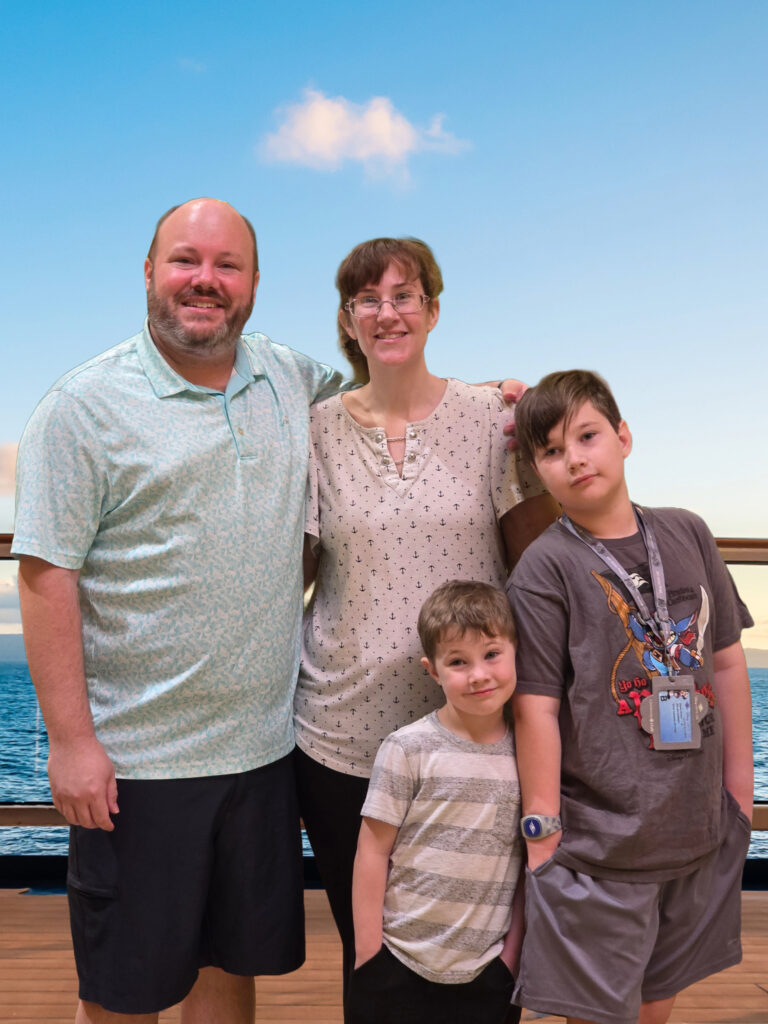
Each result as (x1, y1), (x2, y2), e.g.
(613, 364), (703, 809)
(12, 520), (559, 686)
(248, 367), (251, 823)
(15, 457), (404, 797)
(352, 816), (398, 967)
(500, 494), (560, 570)
(303, 534), (319, 591)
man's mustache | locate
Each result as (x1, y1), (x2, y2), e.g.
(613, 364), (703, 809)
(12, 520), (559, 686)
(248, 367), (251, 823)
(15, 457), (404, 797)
(178, 286), (229, 307)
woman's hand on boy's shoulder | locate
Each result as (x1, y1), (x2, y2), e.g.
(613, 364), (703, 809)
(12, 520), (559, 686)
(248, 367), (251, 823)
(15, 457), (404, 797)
(499, 379), (528, 451)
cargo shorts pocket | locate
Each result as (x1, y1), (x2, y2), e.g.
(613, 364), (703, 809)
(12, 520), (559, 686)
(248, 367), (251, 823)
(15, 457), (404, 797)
(67, 825), (119, 899)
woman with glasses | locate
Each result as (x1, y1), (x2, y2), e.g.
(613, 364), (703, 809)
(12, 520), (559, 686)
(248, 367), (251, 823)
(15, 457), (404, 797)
(294, 237), (556, 1016)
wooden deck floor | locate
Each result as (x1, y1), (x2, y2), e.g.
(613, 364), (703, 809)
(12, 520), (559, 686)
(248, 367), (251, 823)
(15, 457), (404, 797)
(1, 888), (766, 1023)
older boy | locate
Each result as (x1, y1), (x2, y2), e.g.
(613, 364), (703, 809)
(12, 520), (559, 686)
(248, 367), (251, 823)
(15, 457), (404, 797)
(509, 370), (753, 1024)
(349, 580), (523, 1024)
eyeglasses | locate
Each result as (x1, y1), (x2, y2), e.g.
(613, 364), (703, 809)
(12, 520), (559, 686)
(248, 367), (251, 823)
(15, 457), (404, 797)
(345, 293), (430, 318)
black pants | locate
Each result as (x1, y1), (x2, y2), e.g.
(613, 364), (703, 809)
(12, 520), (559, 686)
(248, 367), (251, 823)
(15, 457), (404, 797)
(294, 747), (370, 1016)
(348, 946), (518, 1024)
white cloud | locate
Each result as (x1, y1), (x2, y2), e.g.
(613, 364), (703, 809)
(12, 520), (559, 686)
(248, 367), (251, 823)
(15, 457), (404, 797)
(262, 89), (470, 176)
(0, 444), (17, 497)
(179, 57), (206, 73)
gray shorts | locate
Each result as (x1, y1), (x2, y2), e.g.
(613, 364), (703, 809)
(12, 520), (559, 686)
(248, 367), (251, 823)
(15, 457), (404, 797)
(513, 791), (751, 1024)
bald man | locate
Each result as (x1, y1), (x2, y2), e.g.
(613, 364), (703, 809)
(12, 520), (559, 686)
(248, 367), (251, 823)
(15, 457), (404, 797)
(13, 199), (346, 1024)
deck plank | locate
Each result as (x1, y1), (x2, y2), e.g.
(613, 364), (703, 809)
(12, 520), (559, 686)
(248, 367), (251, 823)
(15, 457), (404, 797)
(1, 889), (766, 1023)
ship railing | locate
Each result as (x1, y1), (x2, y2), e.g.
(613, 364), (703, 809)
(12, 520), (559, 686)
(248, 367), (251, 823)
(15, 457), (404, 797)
(1, 532), (766, 833)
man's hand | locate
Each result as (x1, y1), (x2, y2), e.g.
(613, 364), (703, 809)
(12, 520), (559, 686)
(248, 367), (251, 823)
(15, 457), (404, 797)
(48, 735), (119, 830)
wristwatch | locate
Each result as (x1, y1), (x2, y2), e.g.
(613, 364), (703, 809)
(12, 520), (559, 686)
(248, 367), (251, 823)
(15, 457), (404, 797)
(520, 814), (562, 840)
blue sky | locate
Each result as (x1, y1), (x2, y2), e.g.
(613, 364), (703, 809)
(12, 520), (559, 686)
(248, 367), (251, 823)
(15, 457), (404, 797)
(1, 0), (766, 644)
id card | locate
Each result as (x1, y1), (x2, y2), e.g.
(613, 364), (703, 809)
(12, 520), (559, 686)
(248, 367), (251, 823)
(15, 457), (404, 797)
(639, 676), (708, 750)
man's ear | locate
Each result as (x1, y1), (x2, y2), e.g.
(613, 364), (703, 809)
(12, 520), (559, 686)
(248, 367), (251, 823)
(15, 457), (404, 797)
(251, 270), (260, 303)
(144, 258), (153, 293)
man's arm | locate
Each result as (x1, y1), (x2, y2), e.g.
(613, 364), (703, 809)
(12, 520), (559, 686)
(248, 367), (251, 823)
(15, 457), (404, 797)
(713, 640), (754, 817)
(500, 494), (560, 569)
(351, 816), (398, 968)
(17, 556), (118, 831)
(512, 693), (563, 870)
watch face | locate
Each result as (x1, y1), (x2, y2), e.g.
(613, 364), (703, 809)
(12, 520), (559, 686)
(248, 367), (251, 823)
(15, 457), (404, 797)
(523, 817), (542, 838)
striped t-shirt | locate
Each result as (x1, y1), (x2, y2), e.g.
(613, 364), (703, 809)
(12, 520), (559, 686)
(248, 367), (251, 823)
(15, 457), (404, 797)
(361, 710), (522, 983)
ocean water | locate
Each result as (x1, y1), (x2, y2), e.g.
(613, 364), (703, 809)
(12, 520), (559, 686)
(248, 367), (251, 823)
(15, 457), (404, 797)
(1, 661), (767, 858)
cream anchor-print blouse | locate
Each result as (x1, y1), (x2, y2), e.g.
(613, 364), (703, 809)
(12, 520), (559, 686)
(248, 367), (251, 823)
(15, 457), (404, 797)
(295, 379), (544, 777)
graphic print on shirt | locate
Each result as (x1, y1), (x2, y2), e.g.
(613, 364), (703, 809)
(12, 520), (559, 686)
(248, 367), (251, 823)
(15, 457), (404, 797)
(591, 565), (715, 744)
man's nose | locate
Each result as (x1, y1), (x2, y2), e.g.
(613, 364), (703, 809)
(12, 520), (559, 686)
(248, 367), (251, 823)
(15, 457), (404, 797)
(192, 261), (217, 288)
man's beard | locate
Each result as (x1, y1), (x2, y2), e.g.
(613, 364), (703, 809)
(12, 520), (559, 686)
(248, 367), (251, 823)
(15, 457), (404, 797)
(147, 280), (254, 354)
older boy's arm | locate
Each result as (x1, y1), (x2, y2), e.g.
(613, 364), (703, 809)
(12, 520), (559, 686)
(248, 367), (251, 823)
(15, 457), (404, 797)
(500, 873), (525, 975)
(352, 816), (398, 968)
(713, 641), (754, 817)
(513, 693), (563, 870)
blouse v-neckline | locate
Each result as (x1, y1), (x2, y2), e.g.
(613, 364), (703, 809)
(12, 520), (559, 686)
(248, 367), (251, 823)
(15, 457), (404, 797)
(338, 379), (452, 491)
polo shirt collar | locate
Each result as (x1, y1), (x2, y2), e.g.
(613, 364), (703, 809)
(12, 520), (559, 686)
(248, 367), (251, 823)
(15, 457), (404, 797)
(137, 320), (267, 397)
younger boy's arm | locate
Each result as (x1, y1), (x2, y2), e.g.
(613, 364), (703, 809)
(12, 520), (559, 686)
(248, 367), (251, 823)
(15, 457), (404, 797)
(352, 816), (399, 968)
(713, 640), (754, 818)
(500, 872), (525, 976)
(513, 693), (563, 870)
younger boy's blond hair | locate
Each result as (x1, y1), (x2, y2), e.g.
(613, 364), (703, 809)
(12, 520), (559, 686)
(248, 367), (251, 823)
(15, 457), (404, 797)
(417, 579), (516, 663)
(514, 369), (623, 467)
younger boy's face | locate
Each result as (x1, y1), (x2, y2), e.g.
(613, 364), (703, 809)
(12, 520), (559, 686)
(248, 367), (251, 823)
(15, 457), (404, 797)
(421, 630), (516, 721)
(532, 399), (632, 520)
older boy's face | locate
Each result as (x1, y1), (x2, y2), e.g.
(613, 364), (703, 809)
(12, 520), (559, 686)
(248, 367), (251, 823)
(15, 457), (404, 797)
(421, 630), (516, 722)
(532, 400), (632, 520)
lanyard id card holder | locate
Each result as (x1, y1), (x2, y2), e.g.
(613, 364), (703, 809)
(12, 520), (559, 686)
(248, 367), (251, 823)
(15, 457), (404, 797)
(639, 676), (709, 750)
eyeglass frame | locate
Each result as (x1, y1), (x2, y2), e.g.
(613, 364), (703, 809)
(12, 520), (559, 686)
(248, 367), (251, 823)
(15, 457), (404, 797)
(344, 294), (431, 319)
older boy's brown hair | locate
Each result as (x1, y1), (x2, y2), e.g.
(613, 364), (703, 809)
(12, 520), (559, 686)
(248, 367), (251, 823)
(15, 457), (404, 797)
(417, 580), (516, 663)
(336, 237), (443, 384)
(514, 369), (623, 467)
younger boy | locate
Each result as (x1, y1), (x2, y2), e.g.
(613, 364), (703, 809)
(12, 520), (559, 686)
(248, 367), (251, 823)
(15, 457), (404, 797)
(348, 580), (523, 1024)
(509, 370), (754, 1024)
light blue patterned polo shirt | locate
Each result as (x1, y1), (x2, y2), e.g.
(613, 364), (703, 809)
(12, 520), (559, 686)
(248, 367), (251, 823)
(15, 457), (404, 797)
(12, 323), (345, 779)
